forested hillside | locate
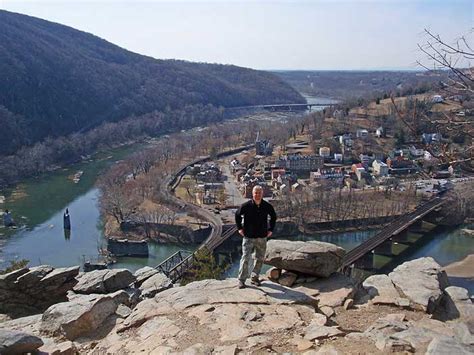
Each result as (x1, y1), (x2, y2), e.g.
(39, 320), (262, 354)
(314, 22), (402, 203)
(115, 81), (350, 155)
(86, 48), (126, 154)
(274, 70), (446, 100)
(0, 10), (304, 155)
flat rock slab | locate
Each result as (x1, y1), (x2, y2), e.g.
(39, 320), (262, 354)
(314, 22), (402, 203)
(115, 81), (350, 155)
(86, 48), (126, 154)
(265, 240), (345, 277)
(0, 315), (42, 335)
(73, 269), (135, 294)
(0, 328), (44, 354)
(40, 266), (80, 285)
(294, 273), (355, 307)
(0, 268), (29, 283)
(16, 265), (54, 286)
(304, 325), (344, 340)
(388, 257), (447, 313)
(123, 278), (317, 330)
(426, 335), (474, 354)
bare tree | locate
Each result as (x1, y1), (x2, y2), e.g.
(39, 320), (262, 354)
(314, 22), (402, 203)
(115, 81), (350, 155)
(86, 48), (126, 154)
(391, 29), (474, 169)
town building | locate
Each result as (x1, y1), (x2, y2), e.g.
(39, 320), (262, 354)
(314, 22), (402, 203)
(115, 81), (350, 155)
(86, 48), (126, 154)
(275, 154), (324, 172)
(409, 146), (424, 160)
(375, 127), (384, 138)
(351, 163), (366, 181)
(372, 160), (389, 176)
(387, 159), (418, 175)
(333, 153), (343, 163)
(255, 132), (273, 156)
(422, 133), (442, 145)
(310, 168), (345, 184)
(431, 95), (444, 103)
(319, 147), (331, 158)
(339, 133), (353, 146)
(356, 129), (369, 139)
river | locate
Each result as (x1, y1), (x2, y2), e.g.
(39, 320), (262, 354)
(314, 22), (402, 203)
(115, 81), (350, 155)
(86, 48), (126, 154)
(0, 144), (195, 272)
(0, 102), (473, 291)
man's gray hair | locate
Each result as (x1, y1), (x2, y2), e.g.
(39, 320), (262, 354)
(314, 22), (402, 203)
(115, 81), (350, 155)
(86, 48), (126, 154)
(252, 185), (263, 193)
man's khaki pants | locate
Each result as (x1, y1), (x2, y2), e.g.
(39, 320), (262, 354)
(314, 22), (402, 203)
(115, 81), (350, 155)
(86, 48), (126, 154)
(238, 237), (267, 281)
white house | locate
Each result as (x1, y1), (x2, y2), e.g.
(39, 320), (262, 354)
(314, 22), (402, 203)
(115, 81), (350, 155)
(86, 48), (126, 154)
(432, 95), (444, 103)
(372, 160), (389, 176)
(375, 127), (384, 138)
(356, 129), (369, 139)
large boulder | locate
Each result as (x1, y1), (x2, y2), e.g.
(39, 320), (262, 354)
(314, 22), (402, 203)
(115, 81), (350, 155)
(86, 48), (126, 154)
(0, 328), (44, 354)
(73, 269), (135, 294)
(438, 286), (474, 327)
(134, 266), (160, 286)
(139, 273), (172, 298)
(362, 274), (410, 306)
(41, 294), (118, 340)
(265, 240), (345, 277)
(388, 257), (448, 313)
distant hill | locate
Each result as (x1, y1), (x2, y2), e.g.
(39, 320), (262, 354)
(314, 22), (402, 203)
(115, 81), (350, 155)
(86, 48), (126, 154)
(0, 10), (304, 155)
(274, 70), (446, 100)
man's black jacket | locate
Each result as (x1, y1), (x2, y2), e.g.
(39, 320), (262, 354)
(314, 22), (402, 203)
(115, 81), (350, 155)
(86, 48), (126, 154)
(235, 199), (277, 238)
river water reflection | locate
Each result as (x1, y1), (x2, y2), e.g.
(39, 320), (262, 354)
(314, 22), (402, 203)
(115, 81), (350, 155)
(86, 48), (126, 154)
(0, 144), (197, 272)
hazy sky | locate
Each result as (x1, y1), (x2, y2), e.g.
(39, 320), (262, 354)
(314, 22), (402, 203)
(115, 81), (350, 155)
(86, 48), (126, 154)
(1, 0), (472, 70)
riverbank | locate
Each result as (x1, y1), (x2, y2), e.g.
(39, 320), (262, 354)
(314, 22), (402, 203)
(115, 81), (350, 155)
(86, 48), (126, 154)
(443, 254), (474, 279)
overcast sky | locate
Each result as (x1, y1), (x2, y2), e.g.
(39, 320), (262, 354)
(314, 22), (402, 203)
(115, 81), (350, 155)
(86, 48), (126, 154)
(1, 0), (472, 70)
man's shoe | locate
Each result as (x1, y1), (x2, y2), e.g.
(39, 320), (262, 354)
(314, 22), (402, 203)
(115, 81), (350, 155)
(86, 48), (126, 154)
(238, 280), (246, 289)
(250, 276), (261, 286)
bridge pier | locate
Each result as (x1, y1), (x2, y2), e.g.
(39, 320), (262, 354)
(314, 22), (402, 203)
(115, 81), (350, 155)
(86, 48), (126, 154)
(393, 230), (409, 244)
(409, 219), (424, 231)
(353, 251), (374, 270)
(374, 241), (394, 256)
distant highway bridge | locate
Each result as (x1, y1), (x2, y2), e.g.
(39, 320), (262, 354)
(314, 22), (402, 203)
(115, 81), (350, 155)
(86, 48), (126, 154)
(228, 103), (333, 112)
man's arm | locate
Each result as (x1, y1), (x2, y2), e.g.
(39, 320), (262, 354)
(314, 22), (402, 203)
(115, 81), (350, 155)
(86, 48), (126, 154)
(235, 204), (245, 236)
(268, 203), (277, 234)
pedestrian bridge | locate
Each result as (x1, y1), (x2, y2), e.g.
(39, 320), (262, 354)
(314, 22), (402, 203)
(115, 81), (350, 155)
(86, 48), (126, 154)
(155, 226), (238, 282)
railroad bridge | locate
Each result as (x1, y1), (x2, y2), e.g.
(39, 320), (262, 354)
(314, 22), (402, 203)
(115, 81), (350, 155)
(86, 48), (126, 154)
(341, 196), (446, 274)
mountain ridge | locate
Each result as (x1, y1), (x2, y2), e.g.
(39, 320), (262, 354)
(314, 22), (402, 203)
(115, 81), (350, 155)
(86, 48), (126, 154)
(0, 10), (304, 155)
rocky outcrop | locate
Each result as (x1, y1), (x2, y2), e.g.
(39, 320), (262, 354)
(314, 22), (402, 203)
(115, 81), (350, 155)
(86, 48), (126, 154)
(0, 265), (79, 317)
(0, 257), (470, 354)
(362, 257), (450, 313)
(93, 278), (321, 353)
(265, 240), (345, 277)
(388, 257), (449, 313)
(73, 269), (135, 294)
(360, 313), (474, 353)
(0, 328), (44, 354)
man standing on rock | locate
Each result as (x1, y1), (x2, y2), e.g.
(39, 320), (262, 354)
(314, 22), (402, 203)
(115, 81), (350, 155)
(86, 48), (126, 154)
(235, 185), (277, 288)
